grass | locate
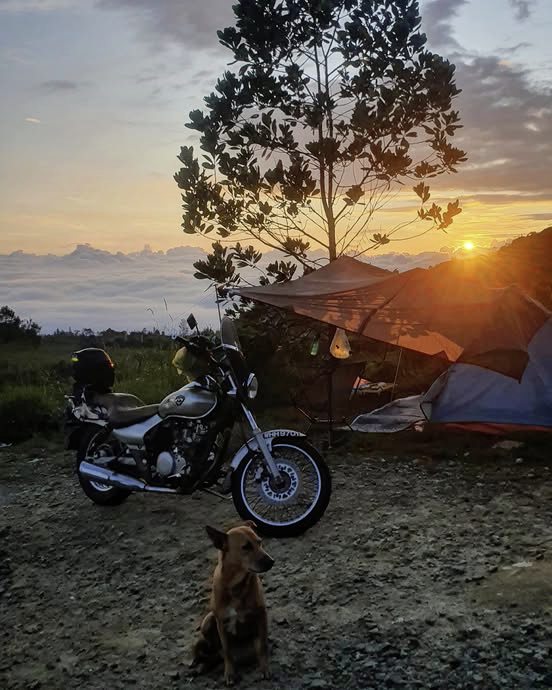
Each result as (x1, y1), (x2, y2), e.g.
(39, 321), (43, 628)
(0, 337), (184, 442)
(3, 337), (548, 467)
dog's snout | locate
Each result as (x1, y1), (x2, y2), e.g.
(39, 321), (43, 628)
(259, 555), (274, 572)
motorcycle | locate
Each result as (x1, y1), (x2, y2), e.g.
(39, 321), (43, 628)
(65, 314), (331, 537)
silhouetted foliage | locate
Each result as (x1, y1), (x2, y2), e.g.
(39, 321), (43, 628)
(0, 306), (41, 346)
(176, 0), (466, 289)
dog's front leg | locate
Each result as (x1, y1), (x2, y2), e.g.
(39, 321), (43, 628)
(255, 608), (270, 680)
(216, 616), (236, 686)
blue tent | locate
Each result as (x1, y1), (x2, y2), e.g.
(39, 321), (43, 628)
(421, 318), (552, 431)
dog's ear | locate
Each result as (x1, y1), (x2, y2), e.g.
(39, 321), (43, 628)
(205, 525), (227, 550)
(243, 520), (258, 533)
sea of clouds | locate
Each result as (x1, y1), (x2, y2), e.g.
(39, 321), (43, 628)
(1, 243), (471, 333)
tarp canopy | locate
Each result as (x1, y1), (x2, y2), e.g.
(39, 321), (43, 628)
(239, 256), (391, 307)
(236, 257), (550, 379)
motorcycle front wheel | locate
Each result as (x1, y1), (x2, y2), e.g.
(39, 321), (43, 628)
(231, 437), (331, 538)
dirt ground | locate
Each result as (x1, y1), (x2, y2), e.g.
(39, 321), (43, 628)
(1, 435), (551, 690)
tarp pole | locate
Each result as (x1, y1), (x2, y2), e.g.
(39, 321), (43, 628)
(328, 364), (334, 447)
(390, 347), (403, 402)
(327, 324), (335, 448)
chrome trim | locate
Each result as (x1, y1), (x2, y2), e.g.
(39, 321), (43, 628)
(246, 372), (258, 399)
(226, 373), (238, 397)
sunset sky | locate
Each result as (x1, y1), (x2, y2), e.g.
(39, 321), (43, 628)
(1, 0), (551, 257)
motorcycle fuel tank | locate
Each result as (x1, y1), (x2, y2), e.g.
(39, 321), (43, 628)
(159, 382), (217, 419)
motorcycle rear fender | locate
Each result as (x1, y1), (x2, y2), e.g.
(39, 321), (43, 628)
(65, 426), (82, 450)
(64, 421), (105, 450)
(229, 429), (305, 471)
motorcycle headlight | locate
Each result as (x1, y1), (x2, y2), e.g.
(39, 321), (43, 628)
(246, 373), (259, 399)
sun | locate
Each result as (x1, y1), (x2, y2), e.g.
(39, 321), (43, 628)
(463, 240), (475, 251)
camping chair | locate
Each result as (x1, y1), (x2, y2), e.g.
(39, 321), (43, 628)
(292, 359), (367, 448)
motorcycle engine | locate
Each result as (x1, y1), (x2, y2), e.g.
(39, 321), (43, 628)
(155, 420), (210, 478)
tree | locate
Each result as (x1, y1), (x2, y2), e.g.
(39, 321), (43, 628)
(175, 0), (467, 287)
(0, 306), (41, 345)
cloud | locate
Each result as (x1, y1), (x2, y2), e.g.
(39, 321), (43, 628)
(509, 0), (535, 21)
(1, 244), (463, 332)
(422, 0), (534, 49)
(98, 0), (550, 206)
(24, 116), (41, 123)
(40, 79), (81, 91)
(1, 245), (216, 333)
(0, 0), (77, 10)
(450, 56), (552, 196)
(495, 42), (532, 55)
(96, 0), (538, 55)
(422, 0), (468, 50)
(462, 192), (550, 205)
(418, 2), (552, 202)
(520, 213), (552, 221)
(97, 0), (234, 50)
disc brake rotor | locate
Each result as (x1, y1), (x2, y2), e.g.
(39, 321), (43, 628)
(258, 461), (300, 504)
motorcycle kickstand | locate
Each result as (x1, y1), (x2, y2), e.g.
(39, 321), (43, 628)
(200, 486), (232, 501)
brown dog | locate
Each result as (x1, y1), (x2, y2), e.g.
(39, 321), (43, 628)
(190, 522), (274, 685)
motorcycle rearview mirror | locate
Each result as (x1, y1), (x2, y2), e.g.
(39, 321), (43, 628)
(187, 313), (199, 333)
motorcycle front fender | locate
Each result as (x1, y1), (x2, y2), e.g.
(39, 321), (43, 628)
(229, 429), (305, 471)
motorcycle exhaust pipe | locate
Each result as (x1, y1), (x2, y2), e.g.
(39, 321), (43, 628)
(79, 461), (177, 494)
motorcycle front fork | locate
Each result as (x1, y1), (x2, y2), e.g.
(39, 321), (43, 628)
(241, 403), (282, 482)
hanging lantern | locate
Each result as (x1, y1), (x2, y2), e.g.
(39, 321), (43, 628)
(330, 328), (351, 359)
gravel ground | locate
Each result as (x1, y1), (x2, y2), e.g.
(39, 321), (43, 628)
(1, 440), (551, 690)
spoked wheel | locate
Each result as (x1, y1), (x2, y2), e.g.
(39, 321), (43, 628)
(76, 425), (130, 506)
(231, 438), (331, 537)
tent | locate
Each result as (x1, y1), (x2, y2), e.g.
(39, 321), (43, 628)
(421, 317), (552, 432)
(237, 257), (550, 379)
(350, 317), (552, 434)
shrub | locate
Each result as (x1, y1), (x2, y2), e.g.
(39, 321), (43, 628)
(0, 306), (41, 346)
(0, 387), (60, 443)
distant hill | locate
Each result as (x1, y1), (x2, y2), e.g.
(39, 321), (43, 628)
(493, 227), (552, 307)
(428, 227), (552, 309)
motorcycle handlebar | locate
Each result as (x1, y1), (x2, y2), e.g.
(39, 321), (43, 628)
(174, 335), (212, 357)
(174, 332), (238, 367)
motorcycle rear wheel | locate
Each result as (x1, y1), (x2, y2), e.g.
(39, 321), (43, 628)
(231, 437), (331, 538)
(76, 425), (131, 506)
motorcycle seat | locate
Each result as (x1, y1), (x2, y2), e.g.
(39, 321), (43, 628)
(93, 392), (159, 428)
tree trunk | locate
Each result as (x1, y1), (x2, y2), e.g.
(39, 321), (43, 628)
(328, 215), (337, 261)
